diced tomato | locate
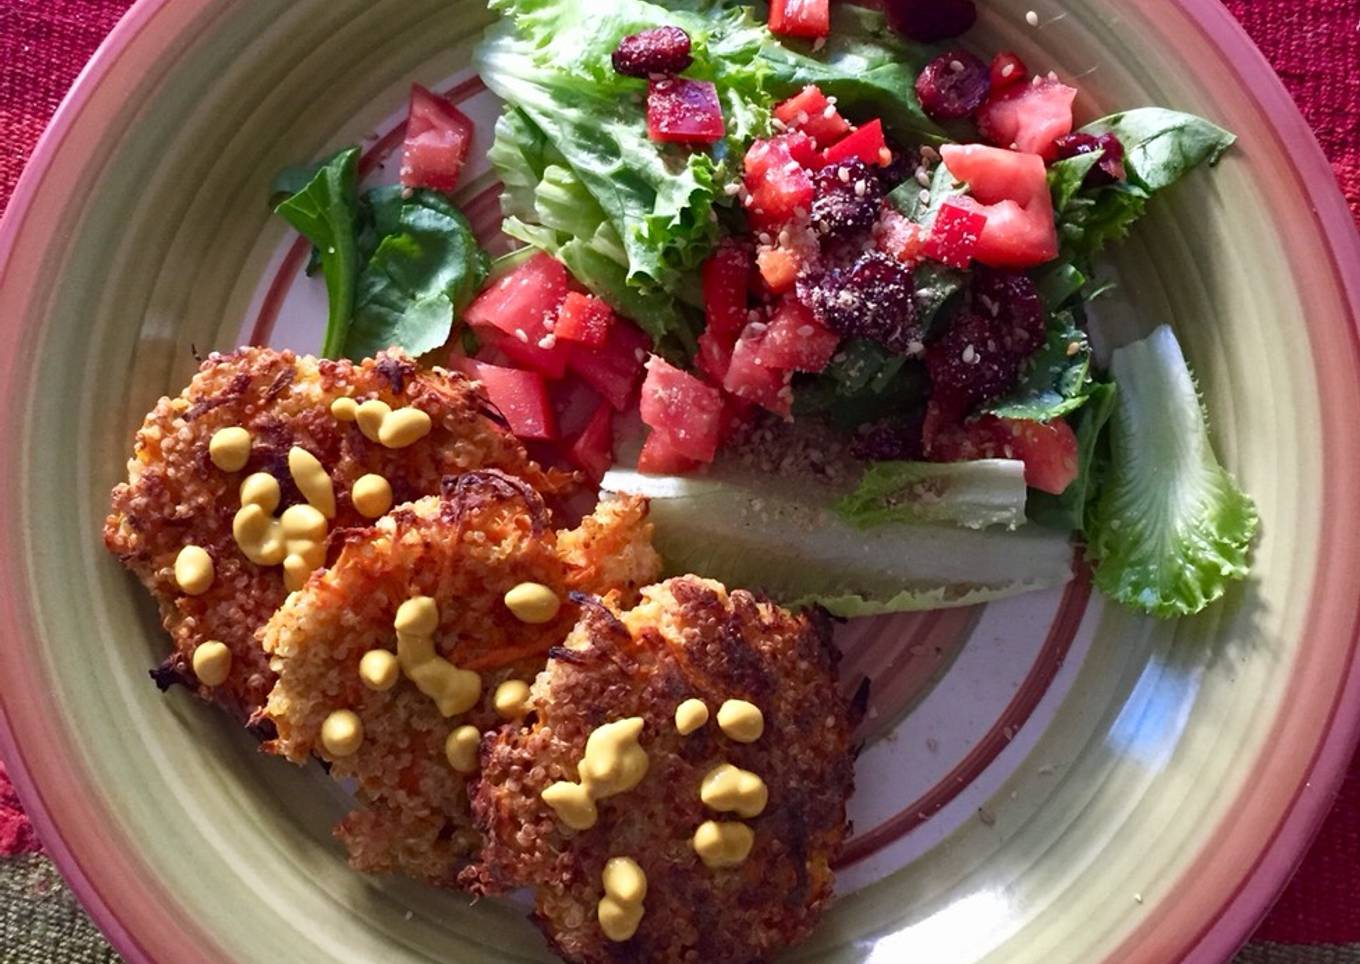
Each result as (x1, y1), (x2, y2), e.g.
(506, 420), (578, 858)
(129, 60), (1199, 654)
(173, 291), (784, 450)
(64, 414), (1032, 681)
(939, 143), (1059, 268)
(769, 0), (830, 38)
(697, 328), (737, 385)
(756, 246), (800, 294)
(877, 209), (929, 265)
(702, 242), (753, 337)
(744, 139), (816, 227)
(745, 133), (819, 179)
(466, 252), (568, 346)
(773, 85), (851, 148)
(470, 362), (557, 441)
(638, 430), (702, 476)
(757, 298), (840, 373)
(647, 78), (725, 145)
(567, 402), (614, 482)
(990, 52), (1028, 91)
(823, 119), (890, 167)
(977, 77), (1078, 160)
(723, 329), (793, 418)
(399, 84), (475, 194)
(474, 326), (569, 380)
(639, 357), (725, 462)
(925, 406), (1079, 495)
(555, 292), (614, 347)
(924, 203), (988, 268)
(565, 322), (650, 411)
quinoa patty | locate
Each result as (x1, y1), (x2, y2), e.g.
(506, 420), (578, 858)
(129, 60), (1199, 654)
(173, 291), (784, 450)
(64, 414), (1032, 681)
(261, 475), (660, 884)
(464, 576), (860, 964)
(104, 348), (569, 720)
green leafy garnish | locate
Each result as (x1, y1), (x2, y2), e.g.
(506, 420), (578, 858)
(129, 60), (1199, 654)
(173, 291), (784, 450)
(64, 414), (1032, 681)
(345, 190), (490, 361)
(1085, 326), (1257, 617)
(987, 309), (1092, 422)
(835, 459), (1029, 530)
(273, 147), (361, 358)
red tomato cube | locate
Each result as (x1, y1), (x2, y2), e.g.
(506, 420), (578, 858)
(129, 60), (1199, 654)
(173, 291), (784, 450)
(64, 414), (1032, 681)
(823, 119), (890, 167)
(939, 143), (1059, 268)
(756, 247), (800, 294)
(638, 430), (703, 476)
(924, 203), (989, 268)
(465, 252), (568, 345)
(640, 356), (725, 462)
(702, 242), (754, 337)
(757, 298), (841, 373)
(773, 85), (851, 148)
(555, 292), (614, 347)
(990, 52), (1028, 91)
(471, 361), (557, 440)
(399, 84), (475, 194)
(723, 330), (793, 418)
(769, 0), (830, 39)
(567, 402), (615, 483)
(647, 78), (726, 145)
(697, 328), (737, 385)
(744, 139), (816, 227)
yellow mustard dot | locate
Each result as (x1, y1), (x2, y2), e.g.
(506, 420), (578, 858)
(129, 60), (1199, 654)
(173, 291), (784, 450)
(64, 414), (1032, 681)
(716, 699), (764, 743)
(378, 407), (432, 449)
(351, 474), (393, 519)
(602, 856), (647, 905)
(330, 397), (358, 422)
(283, 552), (317, 592)
(579, 717), (648, 798)
(208, 426), (252, 472)
(394, 596), (439, 636)
(504, 582), (561, 624)
(494, 679), (531, 719)
(192, 641), (231, 687)
(445, 725), (481, 773)
(288, 446), (336, 519)
(321, 710), (363, 757)
(280, 503), (328, 542)
(397, 631), (482, 717)
(355, 399), (391, 442)
(692, 820), (755, 869)
(233, 504), (286, 566)
(542, 781), (598, 830)
(239, 472), (281, 514)
(699, 763), (769, 819)
(359, 650), (399, 691)
(173, 545), (214, 595)
(675, 698), (709, 736)
(598, 857), (647, 942)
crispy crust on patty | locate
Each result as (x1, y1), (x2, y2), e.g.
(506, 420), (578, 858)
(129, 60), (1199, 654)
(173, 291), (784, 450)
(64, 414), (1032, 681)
(463, 577), (858, 964)
(261, 477), (660, 884)
(103, 347), (570, 720)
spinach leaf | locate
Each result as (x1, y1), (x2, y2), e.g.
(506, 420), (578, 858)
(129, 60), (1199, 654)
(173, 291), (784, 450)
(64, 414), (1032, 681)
(1080, 108), (1235, 193)
(987, 309), (1092, 422)
(1035, 261), (1087, 311)
(345, 190), (490, 361)
(1027, 380), (1117, 530)
(912, 261), (967, 335)
(1047, 152), (1103, 213)
(891, 162), (964, 225)
(273, 147), (361, 359)
(1056, 182), (1150, 261)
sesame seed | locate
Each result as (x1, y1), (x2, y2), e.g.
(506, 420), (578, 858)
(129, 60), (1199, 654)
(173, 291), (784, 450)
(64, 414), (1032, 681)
(537, 334), (557, 350)
(838, 167), (851, 183)
(724, 181), (741, 196)
(919, 188), (932, 204)
(1066, 340), (1082, 356)
(1001, 63), (1016, 78)
(797, 325), (815, 337)
(949, 59), (965, 73)
(812, 36), (826, 52)
(771, 118), (788, 132)
(823, 104), (837, 118)
(514, 328), (529, 343)
(1026, 9), (1040, 26)
(915, 168), (932, 187)
(962, 345), (977, 364)
(1031, 75), (1043, 87)
(854, 179), (867, 197)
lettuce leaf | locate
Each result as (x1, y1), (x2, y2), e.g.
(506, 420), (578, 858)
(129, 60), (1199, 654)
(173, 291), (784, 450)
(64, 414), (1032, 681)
(1085, 326), (1257, 616)
(835, 459), (1029, 530)
(602, 465), (1073, 616)
(273, 147), (361, 358)
(345, 190), (490, 360)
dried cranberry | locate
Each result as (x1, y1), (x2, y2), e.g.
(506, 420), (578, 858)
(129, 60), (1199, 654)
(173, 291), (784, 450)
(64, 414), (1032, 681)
(885, 0), (977, 43)
(612, 26), (693, 77)
(806, 252), (920, 355)
(811, 159), (885, 239)
(915, 50), (991, 121)
(1053, 132), (1127, 186)
(925, 269), (1046, 406)
(852, 414), (926, 461)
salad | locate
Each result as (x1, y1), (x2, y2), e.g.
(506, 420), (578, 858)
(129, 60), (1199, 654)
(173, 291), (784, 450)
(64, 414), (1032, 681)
(272, 0), (1256, 620)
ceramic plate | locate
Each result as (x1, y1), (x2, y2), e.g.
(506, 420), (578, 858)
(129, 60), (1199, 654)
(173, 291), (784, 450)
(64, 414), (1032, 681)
(2, 1), (1359, 961)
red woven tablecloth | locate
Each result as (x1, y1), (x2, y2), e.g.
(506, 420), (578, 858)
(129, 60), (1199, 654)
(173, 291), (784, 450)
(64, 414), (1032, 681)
(1, 1), (1357, 961)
